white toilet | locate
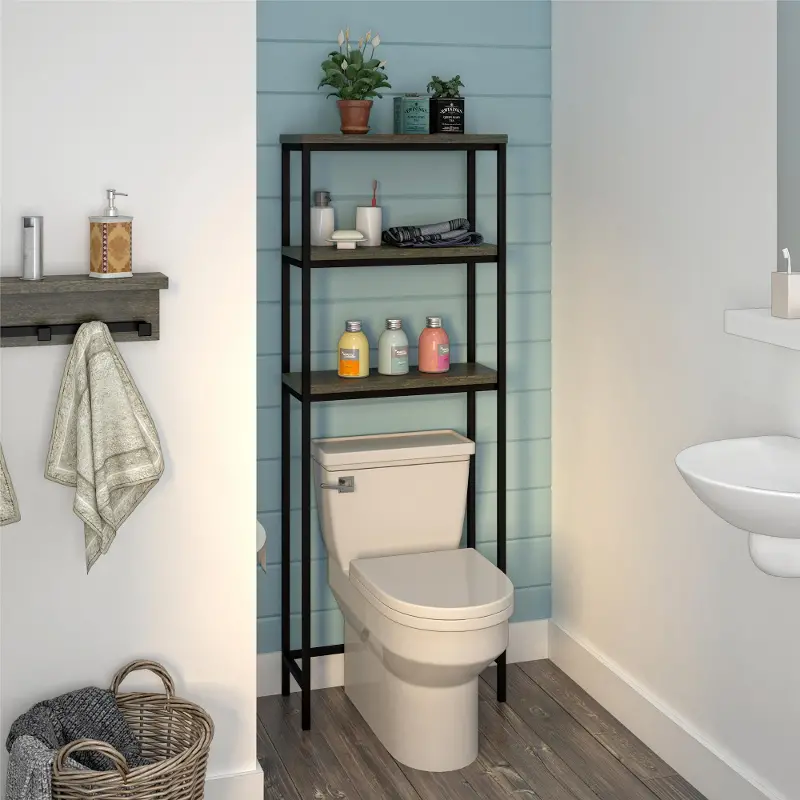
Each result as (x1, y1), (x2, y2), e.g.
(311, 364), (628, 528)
(312, 429), (514, 773)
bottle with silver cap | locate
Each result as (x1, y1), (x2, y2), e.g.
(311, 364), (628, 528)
(378, 318), (409, 375)
(21, 216), (44, 280)
(310, 189), (335, 247)
(338, 319), (370, 378)
(418, 315), (450, 373)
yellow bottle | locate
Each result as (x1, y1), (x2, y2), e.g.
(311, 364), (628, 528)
(338, 320), (370, 378)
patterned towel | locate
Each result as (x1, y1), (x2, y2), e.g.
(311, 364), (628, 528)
(45, 321), (163, 572)
(382, 218), (484, 248)
(6, 686), (148, 772)
(6, 736), (85, 800)
(0, 443), (20, 526)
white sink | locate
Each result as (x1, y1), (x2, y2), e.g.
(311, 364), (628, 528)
(676, 436), (800, 577)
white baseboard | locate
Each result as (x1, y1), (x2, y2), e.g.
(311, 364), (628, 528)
(204, 765), (263, 800)
(257, 618), (550, 697)
(548, 622), (786, 800)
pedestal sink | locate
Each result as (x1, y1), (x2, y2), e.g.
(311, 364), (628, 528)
(676, 436), (800, 577)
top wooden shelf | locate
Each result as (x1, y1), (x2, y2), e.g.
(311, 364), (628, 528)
(279, 134), (508, 149)
(0, 272), (168, 296)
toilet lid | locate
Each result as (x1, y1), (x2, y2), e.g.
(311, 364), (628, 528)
(350, 549), (514, 621)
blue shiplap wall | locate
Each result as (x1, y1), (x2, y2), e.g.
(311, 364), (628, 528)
(256, 0), (551, 653)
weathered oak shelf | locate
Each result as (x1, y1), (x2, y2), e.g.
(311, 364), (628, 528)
(0, 271), (168, 347)
(279, 133), (508, 150)
(282, 363), (498, 402)
(281, 244), (498, 268)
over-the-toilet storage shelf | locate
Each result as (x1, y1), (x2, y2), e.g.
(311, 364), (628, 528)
(724, 308), (800, 350)
(279, 133), (509, 731)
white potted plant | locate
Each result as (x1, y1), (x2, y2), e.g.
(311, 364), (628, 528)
(319, 28), (391, 135)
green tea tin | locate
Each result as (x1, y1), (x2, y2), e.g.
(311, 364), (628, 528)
(393, 94), (429, 134)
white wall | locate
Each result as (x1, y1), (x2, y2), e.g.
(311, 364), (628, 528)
(552, 2), (799, 799)
(0, 2), (258, 795)
(778, 0), (800, 260)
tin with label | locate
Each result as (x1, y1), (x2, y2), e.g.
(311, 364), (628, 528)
(393, 94), (429, 134)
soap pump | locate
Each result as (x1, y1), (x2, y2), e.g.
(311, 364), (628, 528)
(89, 189), (133, 278)
(771, 248), (800, 318)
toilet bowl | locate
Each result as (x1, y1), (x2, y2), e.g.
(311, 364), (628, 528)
(312, 430), (514, 772)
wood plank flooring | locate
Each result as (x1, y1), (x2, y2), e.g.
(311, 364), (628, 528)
(257, 660), (706, 800)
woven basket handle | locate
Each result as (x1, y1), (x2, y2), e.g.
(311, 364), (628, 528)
(111, 659), (175, 699)
(53, 739), (129, 778)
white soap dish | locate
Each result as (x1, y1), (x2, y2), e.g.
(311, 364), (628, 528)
(328, 230), (366, 250)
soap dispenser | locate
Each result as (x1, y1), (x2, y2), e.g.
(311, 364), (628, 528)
(89, 189), (133, 278)
(772, 248), (800, 318)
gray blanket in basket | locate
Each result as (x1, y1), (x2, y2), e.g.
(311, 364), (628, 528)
(382, 218), (484, 248)
(6, 686), (148, 772)
(6, 736), (84, 800)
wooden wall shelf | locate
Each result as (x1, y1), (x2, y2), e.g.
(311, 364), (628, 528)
(0, 272), (168, 347)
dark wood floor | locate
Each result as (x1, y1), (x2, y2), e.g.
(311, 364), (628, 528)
(257, 660), (707, 800)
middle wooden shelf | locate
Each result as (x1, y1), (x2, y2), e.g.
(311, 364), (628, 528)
(282, 362), (498, 401)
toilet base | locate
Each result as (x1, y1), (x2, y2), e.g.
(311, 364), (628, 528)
(343, 621), (479, 772)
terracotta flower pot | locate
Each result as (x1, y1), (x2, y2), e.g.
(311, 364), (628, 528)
(337, 99), (373, 135)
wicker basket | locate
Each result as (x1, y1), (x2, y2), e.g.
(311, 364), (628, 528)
(51, 660), (214, 800)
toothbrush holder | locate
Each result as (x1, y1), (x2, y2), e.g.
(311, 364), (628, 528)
(355, 206), (382, 247)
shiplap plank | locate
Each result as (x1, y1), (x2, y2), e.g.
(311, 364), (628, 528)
(257, 438), (550, 511)
(257, 390), (550, 457)
(257, 585), (550, 653)
(257, 0), (551, 48)
(258, 147), (550, 198)
(258, 41), (549, 96)
(257, 341), (551, 407)
(257, 195), (551, 248)
(257, 243), (551, 302)
(258, 94), (550, 146)
(257, 537), (551, 619)
(258, 486), (551, 564)
(256, 291), (550, 355)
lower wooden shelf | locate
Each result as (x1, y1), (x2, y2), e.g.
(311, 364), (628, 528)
(282, 362), (498, 401)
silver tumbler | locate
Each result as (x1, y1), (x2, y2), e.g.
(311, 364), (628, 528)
(21, 216), (44, 280)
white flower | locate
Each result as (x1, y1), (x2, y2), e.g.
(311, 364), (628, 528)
(345, 27), (350, 40)
(341, 58), (348, 71)
(337, 29), (344, 46)
(358, 38), (364, 49)
(366, 30), (372, 41)
(371, 34), (381, 48)
(378, 60), (387, 69)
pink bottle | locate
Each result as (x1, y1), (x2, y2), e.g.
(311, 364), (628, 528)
(418, 316), (450, 373)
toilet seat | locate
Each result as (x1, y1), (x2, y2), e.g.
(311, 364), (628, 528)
(349, 549), (514, 632)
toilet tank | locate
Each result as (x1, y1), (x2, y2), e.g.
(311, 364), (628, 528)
(311, 430), (475, 571)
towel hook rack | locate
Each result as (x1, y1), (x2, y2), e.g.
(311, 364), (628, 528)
(1, 321), (153, 342)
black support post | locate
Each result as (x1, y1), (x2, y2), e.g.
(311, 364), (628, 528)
(280, 145), (291, 697)
(495, 142), (508, 703)
(301, 146), (312, 730)
(466, 149), (477, 550)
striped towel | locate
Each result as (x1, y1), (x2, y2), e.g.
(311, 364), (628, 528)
(382, 218), (484, 248)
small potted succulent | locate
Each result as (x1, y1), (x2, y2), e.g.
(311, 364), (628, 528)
(319, 28), (391, 135)
(427, 75), (465, 134)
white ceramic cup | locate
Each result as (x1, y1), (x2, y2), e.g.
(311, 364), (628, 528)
(355, 206), (382, 247)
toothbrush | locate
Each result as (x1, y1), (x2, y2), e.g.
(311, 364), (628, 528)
(784, 247), (792, 273)
(371, 179), (378, 207)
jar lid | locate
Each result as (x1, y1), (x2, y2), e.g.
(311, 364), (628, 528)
(345, 320), (362, 332)
(426, 316), (443, 328)
(385, 319), (402, 330)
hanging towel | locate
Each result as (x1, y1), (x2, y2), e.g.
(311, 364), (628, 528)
(0, 443), (21, 526)
(382, 218), (484, 248)
(45, 321), (163, 572)
(6, 686), (148, 772)
(6, 736), (85, 800)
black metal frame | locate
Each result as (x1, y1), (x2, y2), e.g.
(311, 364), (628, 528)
(280, 137), (507, 730)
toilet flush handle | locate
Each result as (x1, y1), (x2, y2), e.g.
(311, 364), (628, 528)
(320, 476), (355, 493)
